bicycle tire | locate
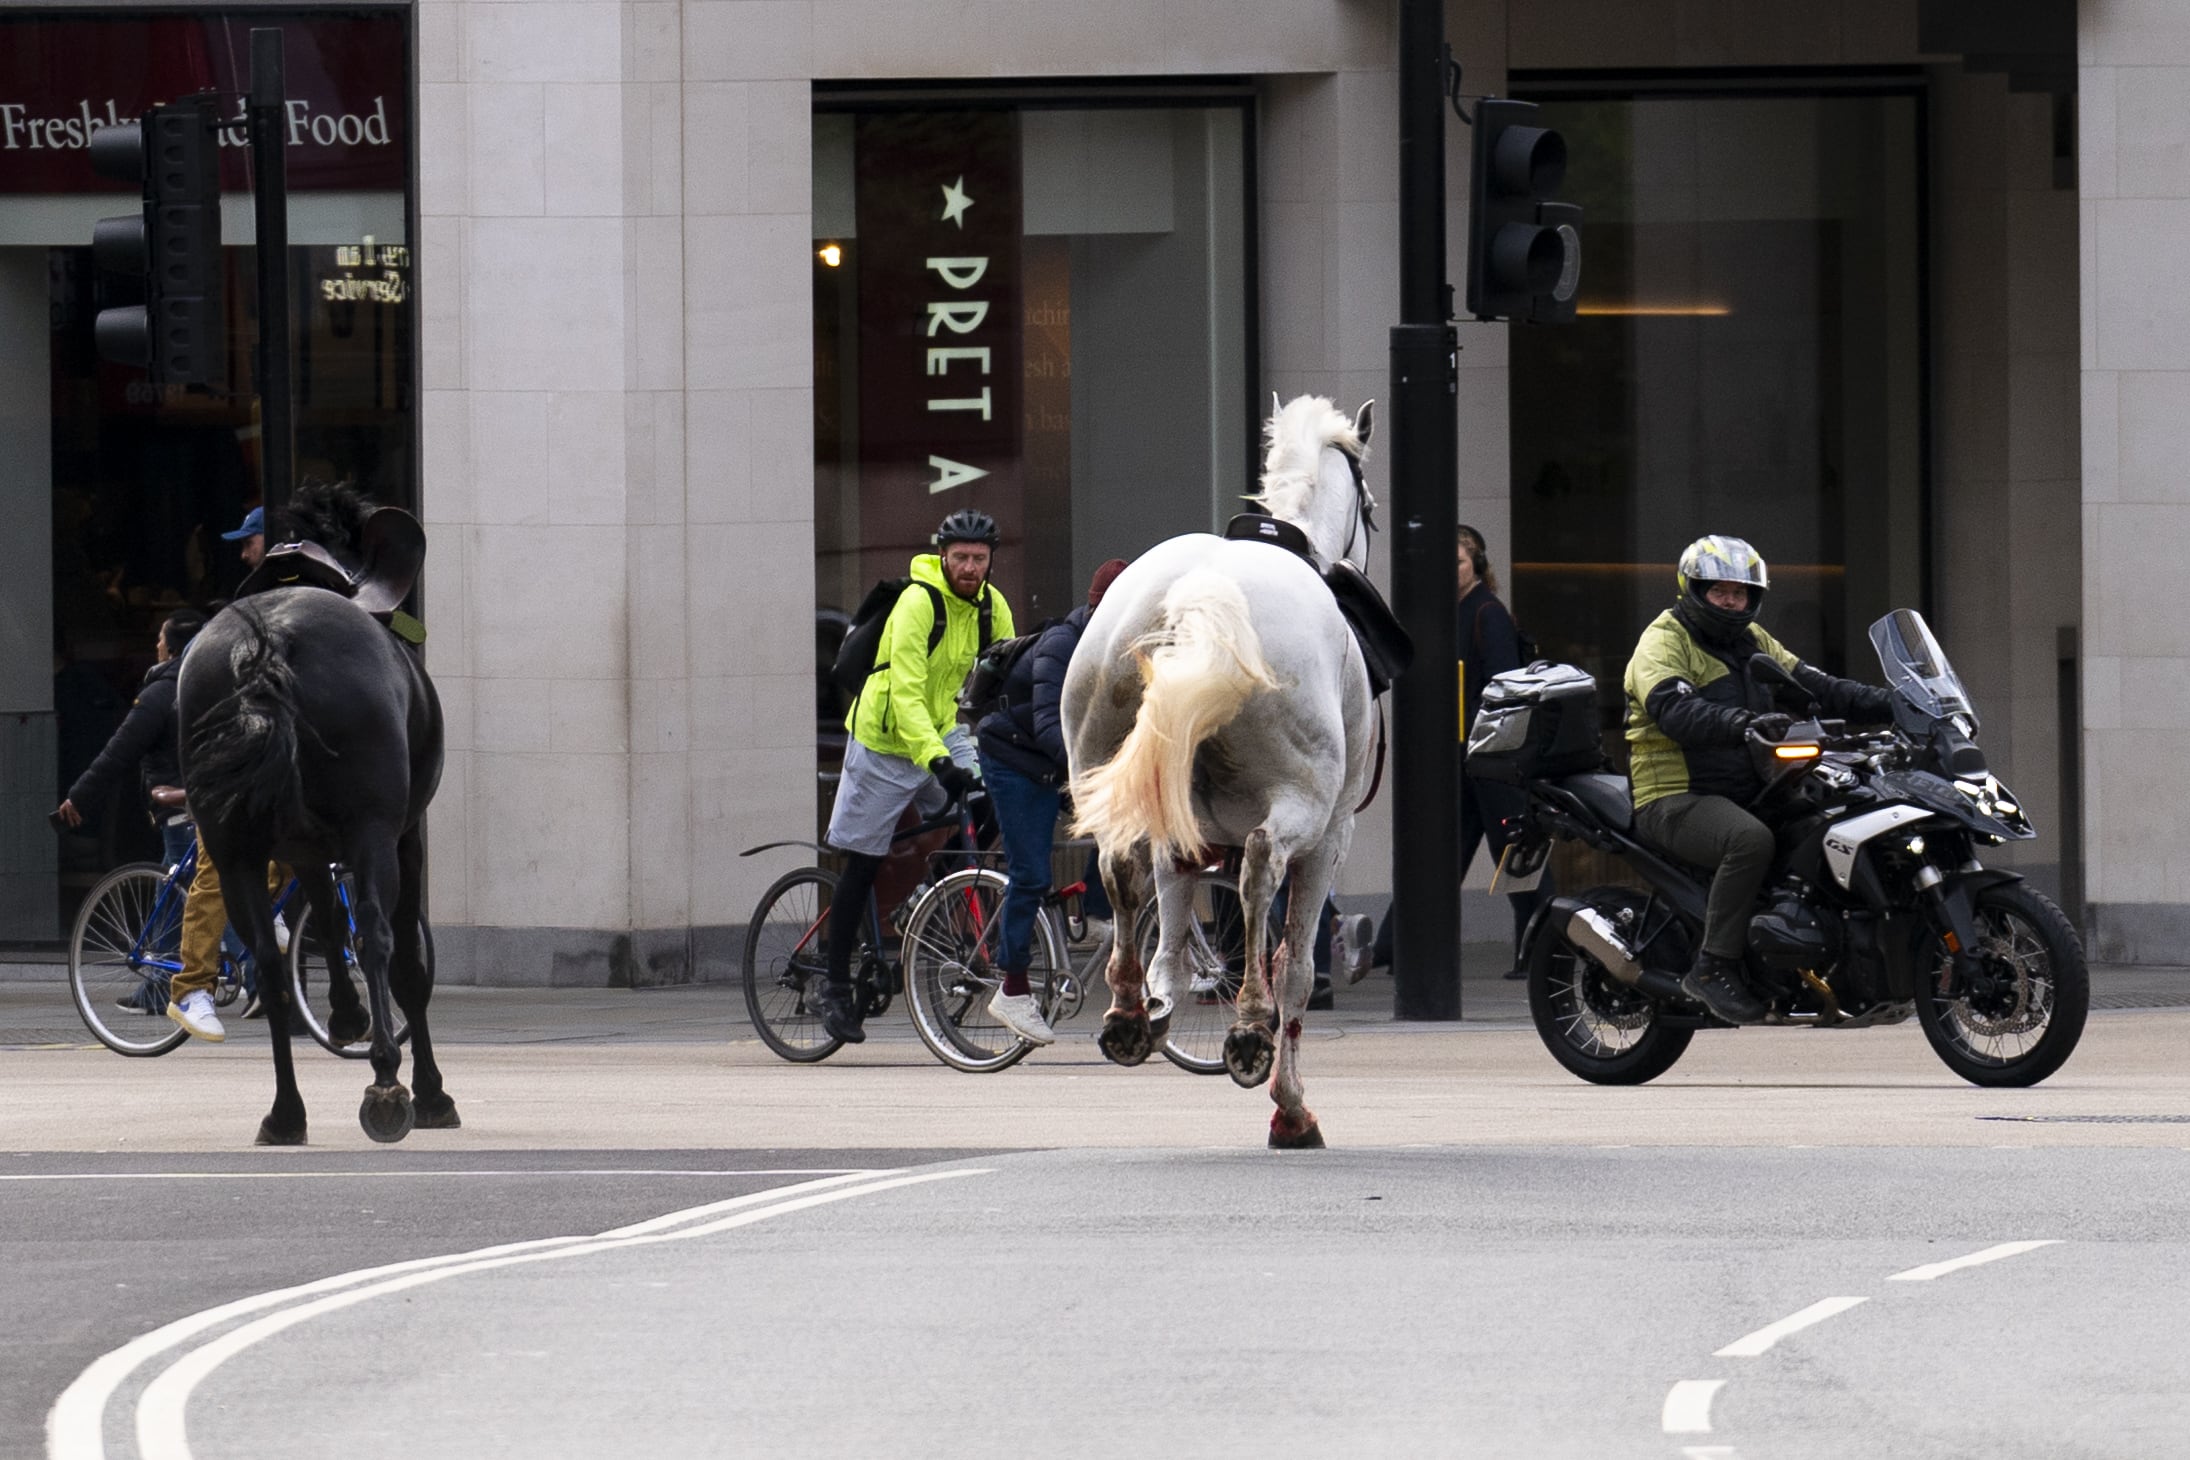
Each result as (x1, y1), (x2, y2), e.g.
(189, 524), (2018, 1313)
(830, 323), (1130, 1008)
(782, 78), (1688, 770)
(743, 866), (845, 1062)
(286, 889), (416, 1059)
(901, 867), (1066, 1073)
(68, 863), (189, 1057)
(1153, 872), (1255, 1075)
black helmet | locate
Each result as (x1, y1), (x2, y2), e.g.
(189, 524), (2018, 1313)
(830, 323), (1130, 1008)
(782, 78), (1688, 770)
(1673, 534), (1769, 646)
(933, 508), (1000, 549)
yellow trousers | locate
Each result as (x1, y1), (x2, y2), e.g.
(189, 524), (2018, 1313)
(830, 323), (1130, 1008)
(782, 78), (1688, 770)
(173, 833), (284, 1001)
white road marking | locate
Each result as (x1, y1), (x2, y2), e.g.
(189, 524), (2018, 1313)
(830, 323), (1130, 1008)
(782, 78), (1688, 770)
(1887, 1240), (2060, 1282)
(1713, 1296), (1867, 1358)
(45, 1168), (917, 1460)
(1, 1168), (872, 1182)
(1662, 1379), (1726, 1433)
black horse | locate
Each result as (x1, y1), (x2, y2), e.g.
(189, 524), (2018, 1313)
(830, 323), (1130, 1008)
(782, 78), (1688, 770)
(178, 481), (451, 1145)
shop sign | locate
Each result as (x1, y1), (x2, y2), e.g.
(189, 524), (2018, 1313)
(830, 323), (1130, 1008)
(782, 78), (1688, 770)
(0, 13), (406, 193)
(854, 111), (1023, 572)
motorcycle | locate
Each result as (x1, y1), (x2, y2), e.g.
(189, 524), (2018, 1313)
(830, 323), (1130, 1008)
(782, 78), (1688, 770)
(1468, 608), (2088, 1088)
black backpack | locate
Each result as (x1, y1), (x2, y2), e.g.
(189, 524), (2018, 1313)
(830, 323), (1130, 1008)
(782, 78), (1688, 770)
(956, 620), (1057, 722)
(829, 578), (993, 700)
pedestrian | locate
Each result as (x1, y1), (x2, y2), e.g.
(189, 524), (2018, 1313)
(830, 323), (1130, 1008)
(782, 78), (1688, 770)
(973, 558), (1129, 1045)
(221, 505), (267, 572)
(817, 509), (1016, 1044)
(1369, 524), (1552, 978)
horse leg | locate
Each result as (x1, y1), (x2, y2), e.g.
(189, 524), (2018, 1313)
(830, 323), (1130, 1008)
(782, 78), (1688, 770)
(214, 841), (308, 1145)
(1223, 825), (1287, 1089)
(346, 835), (414, 1144)
(1096, 840), (1157, 1067)
(1267, 843), (1337, 1150)
(1140, 861), (1201, 1042)
(391, 826), (457, 1129)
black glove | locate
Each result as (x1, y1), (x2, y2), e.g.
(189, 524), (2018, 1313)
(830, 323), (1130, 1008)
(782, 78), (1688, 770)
(928, 756), (973, 799)
(1743, 711), (1795, 742)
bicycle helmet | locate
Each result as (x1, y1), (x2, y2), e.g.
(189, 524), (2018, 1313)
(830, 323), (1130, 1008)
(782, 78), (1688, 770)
(933, 508), (1000, 549)
(1674, 534), (1769, 646)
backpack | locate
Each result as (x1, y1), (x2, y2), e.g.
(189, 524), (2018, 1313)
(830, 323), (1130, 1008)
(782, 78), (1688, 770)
(956, 620), (1057, 722)
(829, 577), (993, 700)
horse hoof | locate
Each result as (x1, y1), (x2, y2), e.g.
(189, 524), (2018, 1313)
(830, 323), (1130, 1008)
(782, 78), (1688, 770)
(1224, 1024), (1275, 1089)
(358, 1083), (415, 1144)
(1269, 1110), (1325, 1150)
(254, 1117), (307, 1147)
(413, 1094), (462, 1130)
(329, 1009), (369, 1046)
(1147, 996), (1175, 1044)
(1097, 1010), (1154, 1067)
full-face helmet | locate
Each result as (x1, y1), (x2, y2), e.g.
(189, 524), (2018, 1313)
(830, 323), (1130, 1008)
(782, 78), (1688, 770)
(1674, 535), (1769, 644)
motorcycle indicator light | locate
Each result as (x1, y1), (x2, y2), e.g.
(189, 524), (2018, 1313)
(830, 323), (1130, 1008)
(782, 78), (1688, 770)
(1773, 743), (1821, 760)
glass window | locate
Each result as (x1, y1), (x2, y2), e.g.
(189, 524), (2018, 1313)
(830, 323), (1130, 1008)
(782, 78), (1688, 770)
(812, 96), (1252, 799)
(1508, 86), (1924, 729)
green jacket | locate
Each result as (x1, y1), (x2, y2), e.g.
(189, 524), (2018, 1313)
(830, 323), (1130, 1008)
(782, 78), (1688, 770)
(1623, 608), (1801, 810)
(846, 554), (1015, 769)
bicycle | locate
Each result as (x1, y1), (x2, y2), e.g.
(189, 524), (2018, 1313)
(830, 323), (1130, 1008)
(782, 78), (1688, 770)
(67, 840), (414, 1060)
(900, 854), (1260, 1074)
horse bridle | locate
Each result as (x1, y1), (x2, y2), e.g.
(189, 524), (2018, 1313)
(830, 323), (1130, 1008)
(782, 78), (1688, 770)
(1338, 446), (1379, 570)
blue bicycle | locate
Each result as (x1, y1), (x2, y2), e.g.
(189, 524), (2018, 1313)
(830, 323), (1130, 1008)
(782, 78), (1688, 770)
(66, 841), (415, 1059)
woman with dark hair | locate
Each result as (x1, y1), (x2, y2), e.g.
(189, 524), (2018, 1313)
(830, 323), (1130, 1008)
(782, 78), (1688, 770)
(53, 608), (205, 866)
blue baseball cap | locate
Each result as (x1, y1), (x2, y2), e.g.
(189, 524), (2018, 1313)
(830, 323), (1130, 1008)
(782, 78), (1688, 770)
(220, 506), (265, 541)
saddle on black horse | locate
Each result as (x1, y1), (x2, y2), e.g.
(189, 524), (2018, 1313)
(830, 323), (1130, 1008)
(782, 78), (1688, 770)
(236, 506), (429, 645)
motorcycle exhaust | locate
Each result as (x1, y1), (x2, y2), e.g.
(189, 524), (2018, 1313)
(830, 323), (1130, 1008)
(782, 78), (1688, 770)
(1566, 906), (1688, 1003)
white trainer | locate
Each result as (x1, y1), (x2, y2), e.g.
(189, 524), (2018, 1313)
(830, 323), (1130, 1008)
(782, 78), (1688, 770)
(1334, 913), (1376, 985)
(167, 989), (227, 1043)
(988, 990), (1056, 1046)
(272, 915), (291, 955)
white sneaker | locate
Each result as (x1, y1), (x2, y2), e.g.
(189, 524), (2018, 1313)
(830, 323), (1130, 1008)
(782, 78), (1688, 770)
(1334, 913), (1376, 985)
(273, 915), (291, 955)
(167, 990), (227, 1043)
(988, 990), (1056, 1046)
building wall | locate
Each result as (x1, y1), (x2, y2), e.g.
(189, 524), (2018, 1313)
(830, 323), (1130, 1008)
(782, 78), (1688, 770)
(2078, 0), (2190, 961)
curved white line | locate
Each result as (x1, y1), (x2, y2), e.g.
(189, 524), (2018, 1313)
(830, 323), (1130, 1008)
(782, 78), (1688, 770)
(1663, 1378), (1726, 1434)
(135, 1168), (989, 1460)
(1712, 1296), (1867, 1358)
(1888, 1240), (2059, 1282)
(46, 1169), (898, 1460)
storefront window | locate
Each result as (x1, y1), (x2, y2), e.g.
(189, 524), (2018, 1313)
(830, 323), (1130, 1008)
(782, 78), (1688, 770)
(812, 95), (1252, 790)
(2, 10), (414, 940)
(1508, 85), (1924, 732)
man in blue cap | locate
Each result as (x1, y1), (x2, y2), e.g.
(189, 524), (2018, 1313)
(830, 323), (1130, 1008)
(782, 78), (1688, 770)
(221, 505), (267, 571)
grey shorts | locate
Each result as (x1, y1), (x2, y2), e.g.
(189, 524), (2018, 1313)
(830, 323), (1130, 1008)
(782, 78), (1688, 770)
(826, 740), (948, 858)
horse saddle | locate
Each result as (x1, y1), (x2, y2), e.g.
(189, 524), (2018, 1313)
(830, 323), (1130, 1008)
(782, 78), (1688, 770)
(237, 507), (427, 634)
(1222, 513), (1413, 697)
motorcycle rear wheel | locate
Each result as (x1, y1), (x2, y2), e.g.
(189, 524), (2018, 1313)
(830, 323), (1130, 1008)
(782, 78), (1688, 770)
(1917, 881), (2088, 1088)
(1528, 887), (1693, 1086)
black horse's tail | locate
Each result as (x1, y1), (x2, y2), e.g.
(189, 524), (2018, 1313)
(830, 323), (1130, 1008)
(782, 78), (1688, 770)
(187, 605), (306, 837)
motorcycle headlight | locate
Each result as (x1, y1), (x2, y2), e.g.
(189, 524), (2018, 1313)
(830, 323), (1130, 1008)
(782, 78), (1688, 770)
(1953, 773), (2023, 825)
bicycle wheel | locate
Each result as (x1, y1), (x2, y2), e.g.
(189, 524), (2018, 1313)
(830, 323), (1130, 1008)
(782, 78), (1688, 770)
(1153, 872), (1253, 1075)
(68, 863), (189, 1056)
(743, 867), (844, 1062)
(286, 889), (414, 1059)
(901, 867), (1066, 1073)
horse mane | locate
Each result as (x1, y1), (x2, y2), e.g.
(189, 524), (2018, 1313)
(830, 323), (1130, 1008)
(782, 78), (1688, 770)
(1250, 396), (1362, 525)
(274, 477), (377, 558)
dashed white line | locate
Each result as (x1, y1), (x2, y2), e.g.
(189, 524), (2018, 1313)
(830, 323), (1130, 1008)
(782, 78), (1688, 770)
(1887, 1240), (2060, 1283)
(1662, 1379), (1726, 1434)
(1712, 1296), (1869, 1358)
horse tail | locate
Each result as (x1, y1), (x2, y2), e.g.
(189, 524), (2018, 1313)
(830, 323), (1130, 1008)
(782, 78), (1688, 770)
(1073, 569), (1279, 863)
(185, 605), (306, 838)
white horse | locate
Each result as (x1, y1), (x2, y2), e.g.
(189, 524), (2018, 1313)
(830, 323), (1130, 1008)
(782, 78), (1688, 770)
(1063, 395), (1380, 1149)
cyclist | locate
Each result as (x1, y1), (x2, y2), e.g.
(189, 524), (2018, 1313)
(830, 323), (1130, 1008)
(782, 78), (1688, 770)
(818, 509), (1016, 1044)
(1624, 535), (1895, 1024)
(973, 558), (1130, 1045)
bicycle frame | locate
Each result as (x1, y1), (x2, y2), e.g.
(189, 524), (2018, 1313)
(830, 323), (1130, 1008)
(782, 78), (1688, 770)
(127, 840), (307, 983)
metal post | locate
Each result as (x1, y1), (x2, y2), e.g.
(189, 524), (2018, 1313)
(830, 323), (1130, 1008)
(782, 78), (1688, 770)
(249, 28), (293, 511)
(1389, 0), (1462, 1020)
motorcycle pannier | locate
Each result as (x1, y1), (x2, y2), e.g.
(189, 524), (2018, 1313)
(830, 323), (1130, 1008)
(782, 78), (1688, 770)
(1466, 663), (1603, 784)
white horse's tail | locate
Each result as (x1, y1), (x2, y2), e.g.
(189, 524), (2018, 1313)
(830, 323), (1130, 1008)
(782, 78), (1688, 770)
(1073, 569), (1280, 863)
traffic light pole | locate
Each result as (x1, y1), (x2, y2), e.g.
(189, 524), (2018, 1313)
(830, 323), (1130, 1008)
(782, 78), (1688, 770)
(249, 28), (294, 511)
(1388, 0), (1463, 1021)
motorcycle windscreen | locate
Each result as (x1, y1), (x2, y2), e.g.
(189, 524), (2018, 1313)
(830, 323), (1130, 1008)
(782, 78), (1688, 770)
(1868, 608), (1978, 730)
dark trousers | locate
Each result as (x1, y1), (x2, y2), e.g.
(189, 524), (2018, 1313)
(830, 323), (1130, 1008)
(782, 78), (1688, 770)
(1633, 792), (1776, 961)
(977, 754), (1060, 973)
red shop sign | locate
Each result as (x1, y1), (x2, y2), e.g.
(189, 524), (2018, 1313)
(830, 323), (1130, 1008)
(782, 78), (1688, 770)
(0, 12), (407, 194)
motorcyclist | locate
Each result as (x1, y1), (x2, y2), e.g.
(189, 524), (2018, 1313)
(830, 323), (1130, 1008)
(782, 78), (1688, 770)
(1623, 536), (1894, 1024)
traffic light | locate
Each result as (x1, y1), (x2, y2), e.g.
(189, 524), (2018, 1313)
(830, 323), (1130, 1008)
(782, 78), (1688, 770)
(89, 99), (225, 386)
(1464, 98), (1582, 324)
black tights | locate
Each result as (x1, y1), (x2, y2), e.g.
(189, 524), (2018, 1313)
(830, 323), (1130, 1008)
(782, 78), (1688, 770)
(824, 851), (884, 992)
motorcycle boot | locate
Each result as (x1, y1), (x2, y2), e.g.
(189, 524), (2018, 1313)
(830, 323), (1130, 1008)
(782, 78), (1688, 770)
(1681, 951), (1768, 1024)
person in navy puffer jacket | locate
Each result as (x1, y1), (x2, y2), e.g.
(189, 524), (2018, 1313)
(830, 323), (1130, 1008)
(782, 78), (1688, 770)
(973, 558), (1130, 1047)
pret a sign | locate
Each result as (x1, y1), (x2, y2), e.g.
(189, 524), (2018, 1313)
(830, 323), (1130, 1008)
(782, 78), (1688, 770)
(855, 111), (1023, 571)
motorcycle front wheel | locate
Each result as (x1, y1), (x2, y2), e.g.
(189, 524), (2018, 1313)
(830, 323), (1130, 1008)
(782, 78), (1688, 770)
(1527, 887), (1693, 1086)
(1917, 881), (2088, 1088)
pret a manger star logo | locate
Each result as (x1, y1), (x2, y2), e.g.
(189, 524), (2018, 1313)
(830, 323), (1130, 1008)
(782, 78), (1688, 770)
(940, 175), (974, 228)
